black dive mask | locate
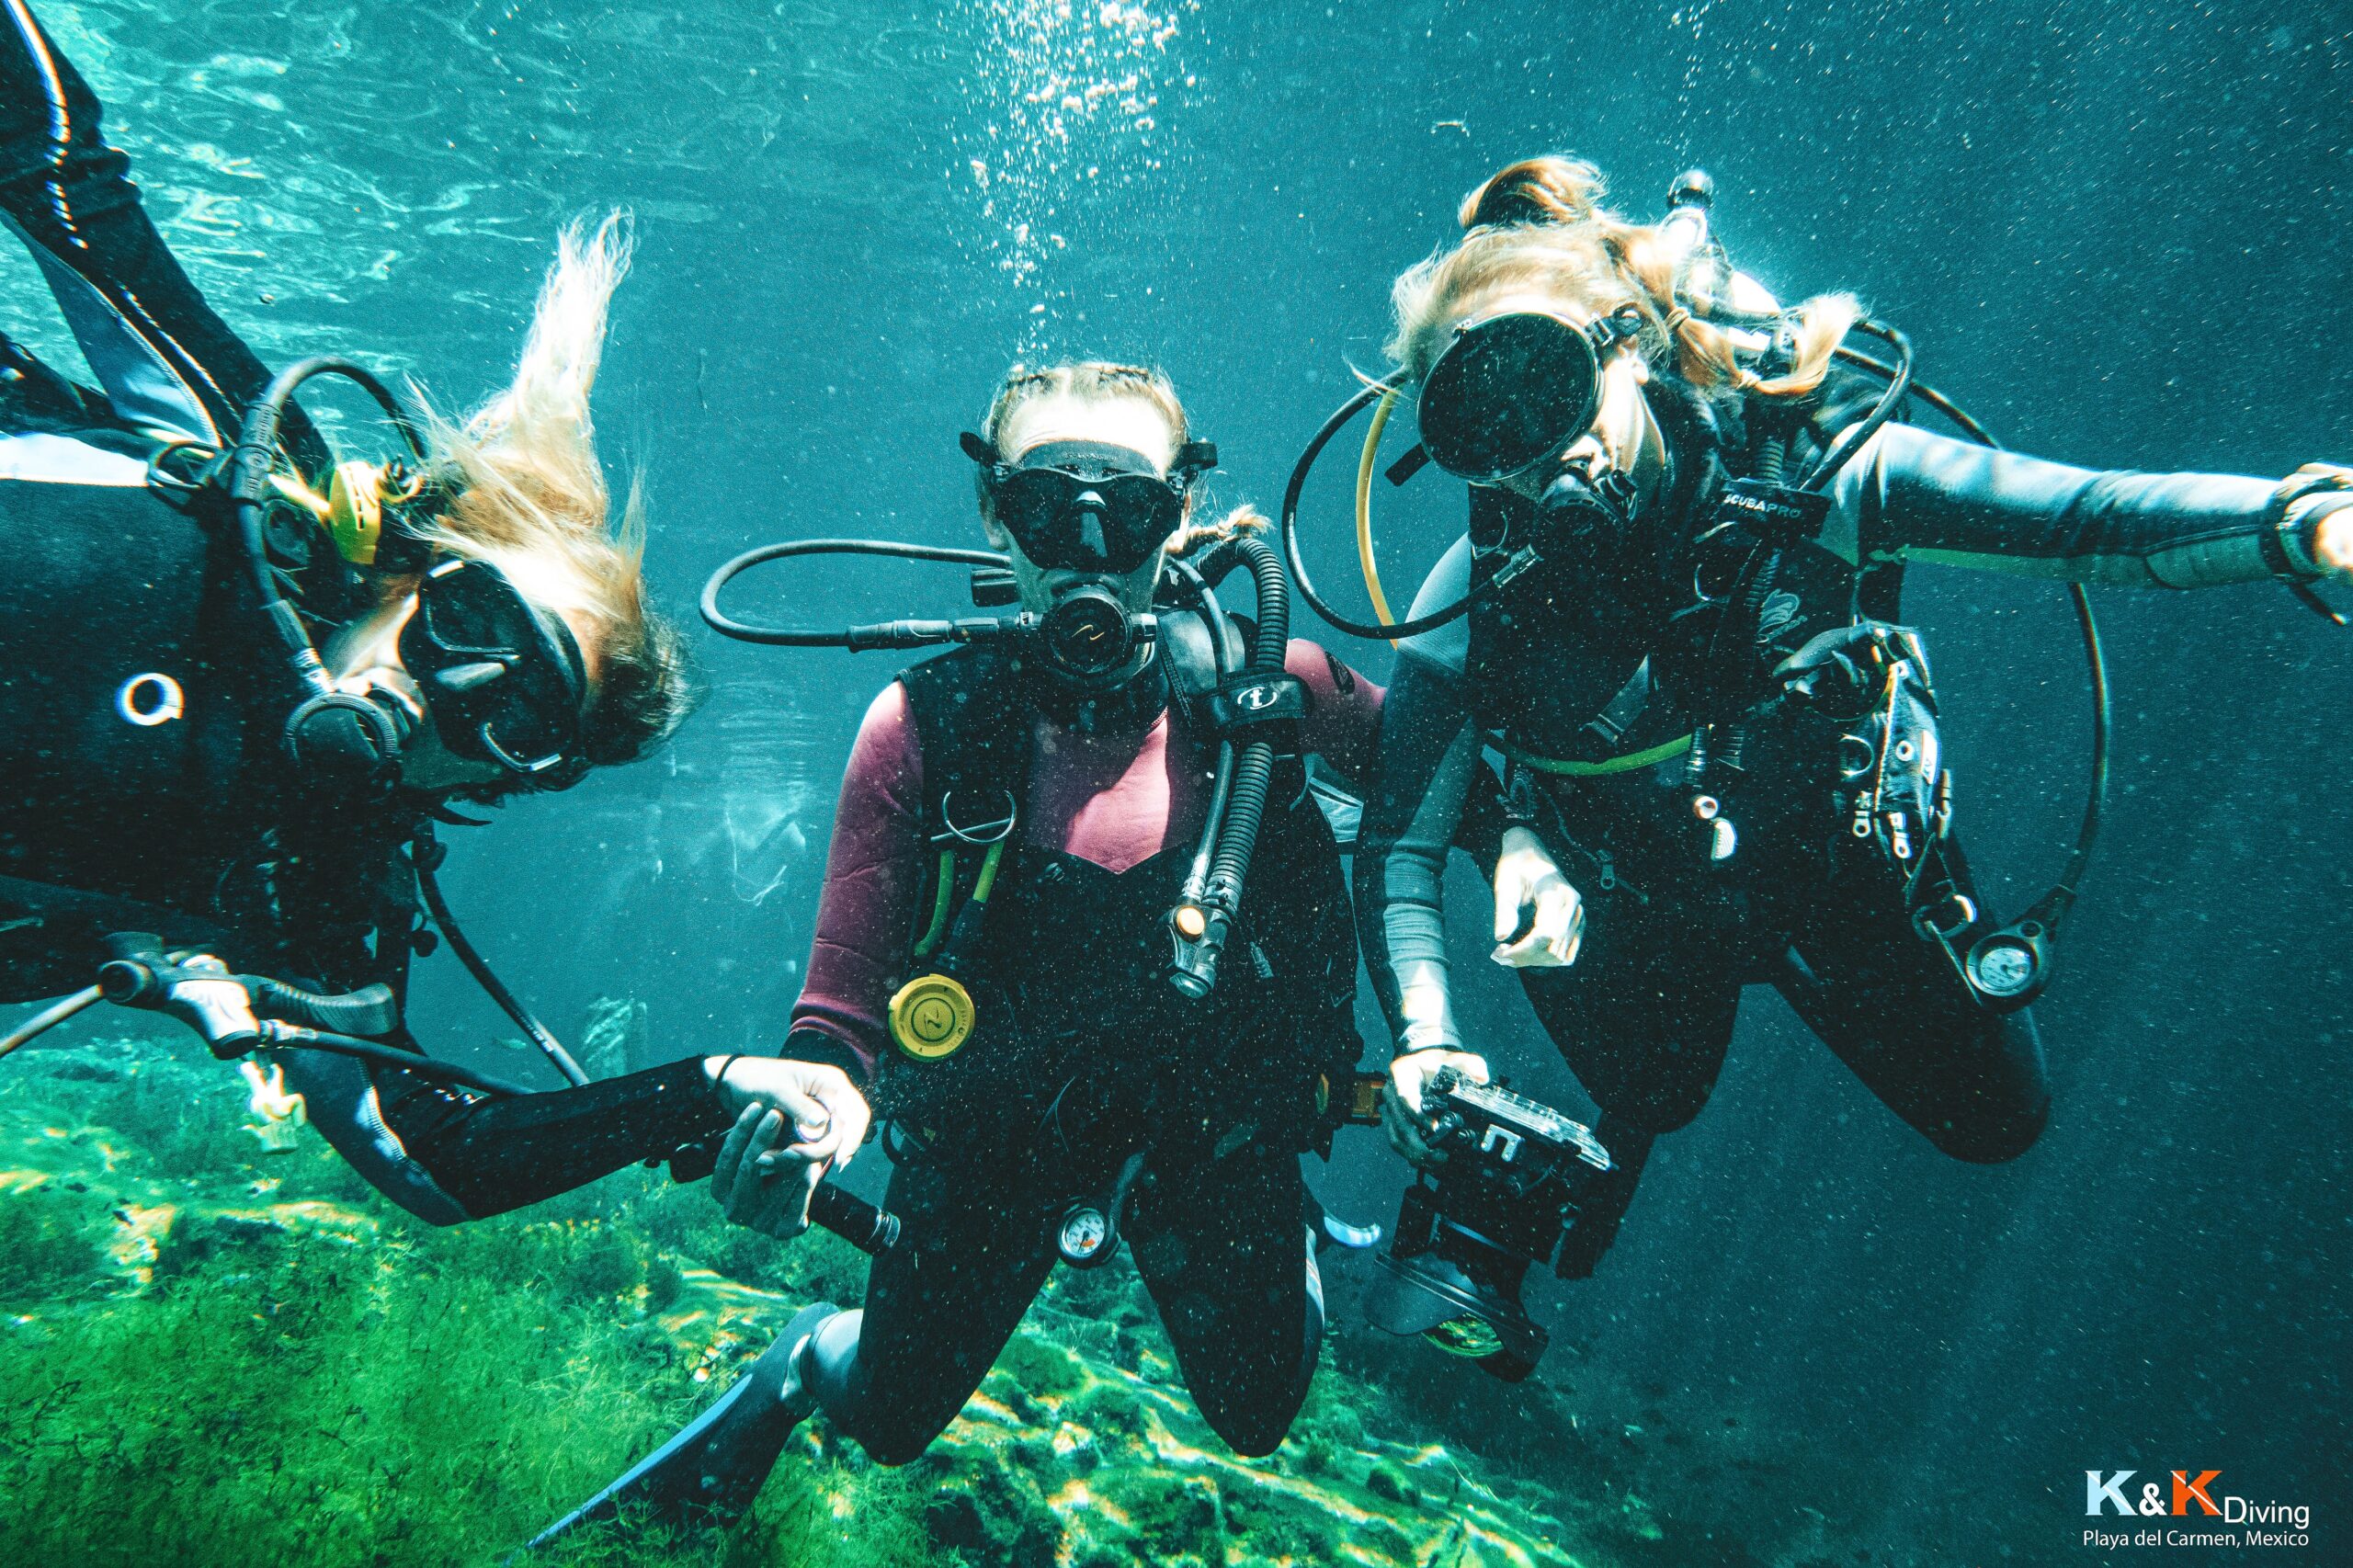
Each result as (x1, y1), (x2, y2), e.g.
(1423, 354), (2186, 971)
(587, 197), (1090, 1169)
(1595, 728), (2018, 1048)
(961, 431), (1217, 573)
(1417, 306), (1646, 483)
(398, 556), (590, 789)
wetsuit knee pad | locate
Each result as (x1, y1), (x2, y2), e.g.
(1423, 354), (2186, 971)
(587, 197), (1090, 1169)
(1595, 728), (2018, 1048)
(807, 1309), (949, 1468)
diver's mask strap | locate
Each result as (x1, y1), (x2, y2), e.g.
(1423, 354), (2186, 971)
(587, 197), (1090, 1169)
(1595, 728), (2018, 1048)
(959, 430), (1219, 492)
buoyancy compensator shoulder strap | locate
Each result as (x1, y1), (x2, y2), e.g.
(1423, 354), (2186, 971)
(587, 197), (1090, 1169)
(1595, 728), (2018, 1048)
(883, 647), (1033, 1062)
(899, 645), (1034, 845)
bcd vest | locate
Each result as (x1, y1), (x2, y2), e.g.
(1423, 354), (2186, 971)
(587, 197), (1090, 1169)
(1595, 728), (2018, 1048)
(1465, 368), (1895, 766)
(0, 340), (404, 998)
(874, 618), (1362, 1160)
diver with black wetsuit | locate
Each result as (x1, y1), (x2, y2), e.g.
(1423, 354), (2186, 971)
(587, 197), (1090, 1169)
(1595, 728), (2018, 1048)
(0, 4), (854, 1223)
(1344, 158), (2353, 1291)
(532, 360), (1387, 1546)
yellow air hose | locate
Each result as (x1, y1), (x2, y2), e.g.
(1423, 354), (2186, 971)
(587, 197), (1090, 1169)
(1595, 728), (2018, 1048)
(1355, 390), (1403, 647)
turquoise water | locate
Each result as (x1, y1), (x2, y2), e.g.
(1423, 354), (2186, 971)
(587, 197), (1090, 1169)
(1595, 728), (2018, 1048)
(3, 2), (2349, 1563)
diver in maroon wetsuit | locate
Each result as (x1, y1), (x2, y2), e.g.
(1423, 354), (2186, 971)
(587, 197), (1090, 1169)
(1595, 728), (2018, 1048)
(535, 360), (1388, 1545)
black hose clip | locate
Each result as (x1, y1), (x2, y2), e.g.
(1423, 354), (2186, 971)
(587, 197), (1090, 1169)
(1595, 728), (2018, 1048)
(404, 824), (451, 874)
(1206, 672), (1307, 751)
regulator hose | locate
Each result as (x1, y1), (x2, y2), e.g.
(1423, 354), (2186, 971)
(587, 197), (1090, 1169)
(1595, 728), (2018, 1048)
(226, 358), (426, 696)
(1823, 333), (2109, 926)
(239, 975), (402, 1038)
(701, 539), (1011, 645)
(409, 825), (590, 1086)
(256, 1027), (536, 1097)
(1172, 533), (1290, 997)
(1281, 377), (1482, 642)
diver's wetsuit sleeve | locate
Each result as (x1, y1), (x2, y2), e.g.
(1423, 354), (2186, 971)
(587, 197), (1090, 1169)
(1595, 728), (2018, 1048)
(789, 682), (926, 1082)
(373, 1056), (730, 1220)
(1819, 423), (2317, 587)
(0, 5), (324, 465)
(1287, 637), (1385, 788)
(1353, 540), (1482, 1057)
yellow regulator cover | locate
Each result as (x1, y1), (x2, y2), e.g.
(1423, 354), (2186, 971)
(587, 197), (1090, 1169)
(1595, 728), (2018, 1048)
(888, 972), (974, 1062)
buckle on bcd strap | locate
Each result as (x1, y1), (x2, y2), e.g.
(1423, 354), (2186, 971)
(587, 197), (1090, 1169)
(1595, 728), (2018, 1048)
(1706, 478), (1832, 548)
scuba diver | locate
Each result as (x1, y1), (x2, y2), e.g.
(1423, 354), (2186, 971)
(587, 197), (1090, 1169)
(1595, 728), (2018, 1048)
(533, 359), (1388, 1543)
(1317, 157), (2353, 1305)
(0, 6), (862, 1222)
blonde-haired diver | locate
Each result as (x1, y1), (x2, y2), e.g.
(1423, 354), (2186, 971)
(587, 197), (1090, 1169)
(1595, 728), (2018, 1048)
(1343, 155), (2353, 1323)
(0, 5), (847, 1224)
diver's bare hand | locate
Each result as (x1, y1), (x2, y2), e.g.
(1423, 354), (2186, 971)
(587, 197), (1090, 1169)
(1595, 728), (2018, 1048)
(702, 1057), (871, 1240)
(1491, 826), (1583, 970)
(704, 1056), (870, 1174)
(1382, 1048), (1489, 1166)
(2313, 506), (2353, 576)
(710, 1105), (820, 1238)
(2284, 464), (2353, 577)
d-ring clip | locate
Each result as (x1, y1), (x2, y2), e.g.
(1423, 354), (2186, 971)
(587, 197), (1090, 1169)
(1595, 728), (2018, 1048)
(936, 789), (1017, 846)
(117, 673), (186, 728)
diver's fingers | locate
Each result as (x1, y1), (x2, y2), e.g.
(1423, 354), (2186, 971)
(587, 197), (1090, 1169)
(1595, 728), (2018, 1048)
(722, 1111), (790, 1223)
(804, 1080), (872, 1173)
(1494, 878), (1537, 945)
(1492, 931), (1545, 966)
(711, 1104), (763, 1201)
(767, 1160), (821, 1240)
(1533, 879), (1584, 966)
(1380, 1083), (1432, 1165)
(750, 1165), (813, 1240)
(790, 1159), (823, 1236)
(756, 1084), (839, 1167)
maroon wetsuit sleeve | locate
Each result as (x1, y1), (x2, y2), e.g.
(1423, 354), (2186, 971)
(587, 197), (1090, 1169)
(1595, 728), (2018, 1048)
(789, 683), (925, 1082)
(1288, 638), (1386, 790)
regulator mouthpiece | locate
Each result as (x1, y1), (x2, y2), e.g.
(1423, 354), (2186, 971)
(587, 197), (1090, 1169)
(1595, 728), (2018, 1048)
(1037, 587), (1153, 682)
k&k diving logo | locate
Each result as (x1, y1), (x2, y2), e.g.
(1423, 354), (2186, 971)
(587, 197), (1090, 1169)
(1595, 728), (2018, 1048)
(2083, 1470), (2312, 1550)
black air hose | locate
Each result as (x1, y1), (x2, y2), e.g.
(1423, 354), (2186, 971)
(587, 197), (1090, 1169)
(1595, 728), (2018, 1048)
(256, 1028), (535, 1097)
(1193, 534), (1290, 980)
(239, 975), (402, 1038)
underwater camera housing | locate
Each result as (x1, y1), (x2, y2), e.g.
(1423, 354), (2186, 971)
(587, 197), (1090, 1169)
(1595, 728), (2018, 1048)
(1367, 1069), (1611, 1382)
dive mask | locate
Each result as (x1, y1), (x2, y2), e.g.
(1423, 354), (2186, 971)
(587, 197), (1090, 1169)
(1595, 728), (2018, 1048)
(398, 556), (591, 789)
(961, 432), (1217, 573)
(1417, 306), (1646, 483)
